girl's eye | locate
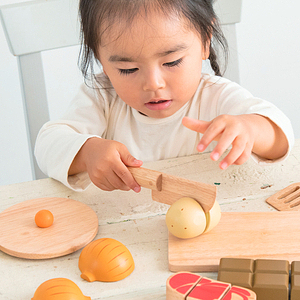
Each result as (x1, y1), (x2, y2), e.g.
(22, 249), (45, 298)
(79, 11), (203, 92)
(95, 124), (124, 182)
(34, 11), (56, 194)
(164, 58), (183, 68)
(118, 68), (138, 75)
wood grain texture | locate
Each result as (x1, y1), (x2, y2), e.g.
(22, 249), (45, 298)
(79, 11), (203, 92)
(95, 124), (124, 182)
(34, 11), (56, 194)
(0, 197), (98, 259)
(266, 183), (300, 211)
(169, 211), (300, 272)
(129, 167), (162, 191)
(129, 167), (216, 212)
(152, 173), (217, 212)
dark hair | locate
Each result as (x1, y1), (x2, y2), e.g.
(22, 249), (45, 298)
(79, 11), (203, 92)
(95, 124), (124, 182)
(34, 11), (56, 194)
(78, 0), (228, 81)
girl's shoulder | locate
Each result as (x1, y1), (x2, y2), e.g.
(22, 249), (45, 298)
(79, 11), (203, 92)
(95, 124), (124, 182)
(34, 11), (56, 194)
(199, 73), (253, 98)
(201, 73), (239, 88)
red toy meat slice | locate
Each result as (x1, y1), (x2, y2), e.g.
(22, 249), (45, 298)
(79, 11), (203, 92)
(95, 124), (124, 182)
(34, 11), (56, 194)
(187, 277), (230, 300)
(167, 272), (202, 300)
(166, 273), (256, 300)
(222, 286), (256, 300)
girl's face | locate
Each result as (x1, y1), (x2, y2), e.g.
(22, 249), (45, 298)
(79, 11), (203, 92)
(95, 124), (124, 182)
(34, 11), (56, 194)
(99, 12), (208, 118)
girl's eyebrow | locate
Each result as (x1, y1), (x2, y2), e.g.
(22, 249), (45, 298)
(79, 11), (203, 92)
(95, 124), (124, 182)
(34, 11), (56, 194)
(157, 44), (188, 57)
(108, 43), (188, 62)
(109, 55), (134, 62)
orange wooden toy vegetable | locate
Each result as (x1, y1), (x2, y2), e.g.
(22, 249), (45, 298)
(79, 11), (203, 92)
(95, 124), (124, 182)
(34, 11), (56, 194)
(79, 238), (135, 282)
(31, 278), (91, 300)
(35, 210), (54, 228)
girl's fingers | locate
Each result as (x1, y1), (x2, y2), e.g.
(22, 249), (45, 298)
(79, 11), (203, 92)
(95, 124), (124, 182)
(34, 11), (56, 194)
(114, 165), (141, 193)
(198, 121), (224, 152)
(182, 117), (210, 133)
(118, 145), (143, 192)
(210, 127), (242, 161)
(94, 176), (115, 191)
(219, 139), (251, 169)
(183, 115), (254, 169)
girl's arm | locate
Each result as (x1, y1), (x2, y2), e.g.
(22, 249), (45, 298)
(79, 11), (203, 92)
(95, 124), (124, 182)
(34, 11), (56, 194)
(35, 81), (142, 192)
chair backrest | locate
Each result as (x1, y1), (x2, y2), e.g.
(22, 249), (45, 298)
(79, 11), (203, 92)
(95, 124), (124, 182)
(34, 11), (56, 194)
(0, 0), (242, 180)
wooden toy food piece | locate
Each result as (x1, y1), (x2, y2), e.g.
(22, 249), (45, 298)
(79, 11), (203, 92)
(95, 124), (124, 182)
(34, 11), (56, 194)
(266, 182), (300, 211)
(35, 209), (54, 228)
(166, 272), (202, 300)
(31, 278), (91, 300)
(186, 277), (230, 300)
(291, 261), (300, 300)
(222, 286), (256, 300)
(129, 167), (217, 213)
(166, 272), (256, 300)
(218, 258), (290, 300)
(218, 258), (254, 289)
(78, 238), (134, 282)
(165, 197), (221, 239)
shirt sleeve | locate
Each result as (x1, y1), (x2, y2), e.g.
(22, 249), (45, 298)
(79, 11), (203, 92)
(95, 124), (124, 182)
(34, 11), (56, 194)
(34, 83), (108, 190)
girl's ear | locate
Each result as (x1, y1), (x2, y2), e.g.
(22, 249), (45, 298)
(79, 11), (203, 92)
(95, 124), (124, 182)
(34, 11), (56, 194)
(202, 48), (210, 60)
(202, 40), (211, 60)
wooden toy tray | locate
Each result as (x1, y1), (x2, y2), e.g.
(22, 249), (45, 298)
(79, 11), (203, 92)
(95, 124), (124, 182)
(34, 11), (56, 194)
(168, 211), (300, 272)
(0, 197), (98, 259)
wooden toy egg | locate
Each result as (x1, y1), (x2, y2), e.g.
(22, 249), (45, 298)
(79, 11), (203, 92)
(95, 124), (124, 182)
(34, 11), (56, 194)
(31, 278), (91, 300)
(165, 197), (221, 239)
(79, 238), (135, 282)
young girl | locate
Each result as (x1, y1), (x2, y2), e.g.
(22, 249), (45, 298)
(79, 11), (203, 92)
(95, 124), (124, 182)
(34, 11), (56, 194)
(35, 0), (294, 193)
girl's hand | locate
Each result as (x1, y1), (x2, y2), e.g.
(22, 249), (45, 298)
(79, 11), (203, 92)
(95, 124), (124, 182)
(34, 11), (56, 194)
(182, 114), (288, 170)
(69, 137), (143, 192)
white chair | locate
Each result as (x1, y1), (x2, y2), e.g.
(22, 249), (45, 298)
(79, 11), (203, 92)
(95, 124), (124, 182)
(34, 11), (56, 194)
(0, 0), (242, 180)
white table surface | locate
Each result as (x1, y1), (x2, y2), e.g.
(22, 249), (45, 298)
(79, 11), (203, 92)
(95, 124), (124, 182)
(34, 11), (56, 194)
(1, 139), (299, 300)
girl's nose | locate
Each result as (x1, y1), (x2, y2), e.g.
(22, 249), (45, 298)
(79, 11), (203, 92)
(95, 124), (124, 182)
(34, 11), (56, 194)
(142, 69), (165, 92)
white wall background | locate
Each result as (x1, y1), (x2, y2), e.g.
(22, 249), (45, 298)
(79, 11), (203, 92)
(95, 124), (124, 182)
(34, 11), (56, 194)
(0, 0), (299, 186)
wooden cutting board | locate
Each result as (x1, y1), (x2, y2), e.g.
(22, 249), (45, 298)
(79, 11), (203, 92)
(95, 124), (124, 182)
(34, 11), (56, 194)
(0, 197), (98, 259)
(168, 211), (300, 272)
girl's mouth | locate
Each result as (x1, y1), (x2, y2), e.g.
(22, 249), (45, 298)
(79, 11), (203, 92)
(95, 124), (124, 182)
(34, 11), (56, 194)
(145, 99), (172, 111)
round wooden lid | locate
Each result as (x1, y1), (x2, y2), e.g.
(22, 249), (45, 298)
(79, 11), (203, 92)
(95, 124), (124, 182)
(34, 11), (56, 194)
(0, 197), (98, 259)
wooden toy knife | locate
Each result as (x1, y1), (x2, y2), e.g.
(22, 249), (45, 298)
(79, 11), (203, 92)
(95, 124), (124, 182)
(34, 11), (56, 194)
(128, 167), (217, 213)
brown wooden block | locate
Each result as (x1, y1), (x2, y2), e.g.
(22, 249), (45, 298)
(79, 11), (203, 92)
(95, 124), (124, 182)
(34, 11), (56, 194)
(218, 258), (254, 289)
(219, 258), (254, 273)
(252, 273), (289, 300)
(291, 262), (300, 300)
(291, 275), (300, 300)
(254, 259), (289, 275)
(218, 271), (253, 289)
(292, 261), (300, 275)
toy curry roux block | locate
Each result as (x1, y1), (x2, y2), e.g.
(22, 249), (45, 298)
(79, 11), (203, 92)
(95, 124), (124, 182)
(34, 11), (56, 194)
(166, 272), (256, 300)
(218, 258), (300, 300)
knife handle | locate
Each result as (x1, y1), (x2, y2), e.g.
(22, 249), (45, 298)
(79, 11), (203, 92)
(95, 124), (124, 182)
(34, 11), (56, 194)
(128, 167), (162, 191)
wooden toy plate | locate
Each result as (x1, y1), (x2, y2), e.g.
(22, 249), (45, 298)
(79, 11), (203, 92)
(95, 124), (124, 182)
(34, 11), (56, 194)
(169, 211), (300, 272)
(0, 197), (98, 259)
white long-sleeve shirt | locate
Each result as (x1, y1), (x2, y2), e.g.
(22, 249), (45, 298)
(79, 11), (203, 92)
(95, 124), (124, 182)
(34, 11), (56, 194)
(35, 73), (294, 190)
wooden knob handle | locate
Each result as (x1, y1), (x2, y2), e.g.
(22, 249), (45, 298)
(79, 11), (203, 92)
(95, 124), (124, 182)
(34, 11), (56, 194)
(128, 167), (162, 191)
